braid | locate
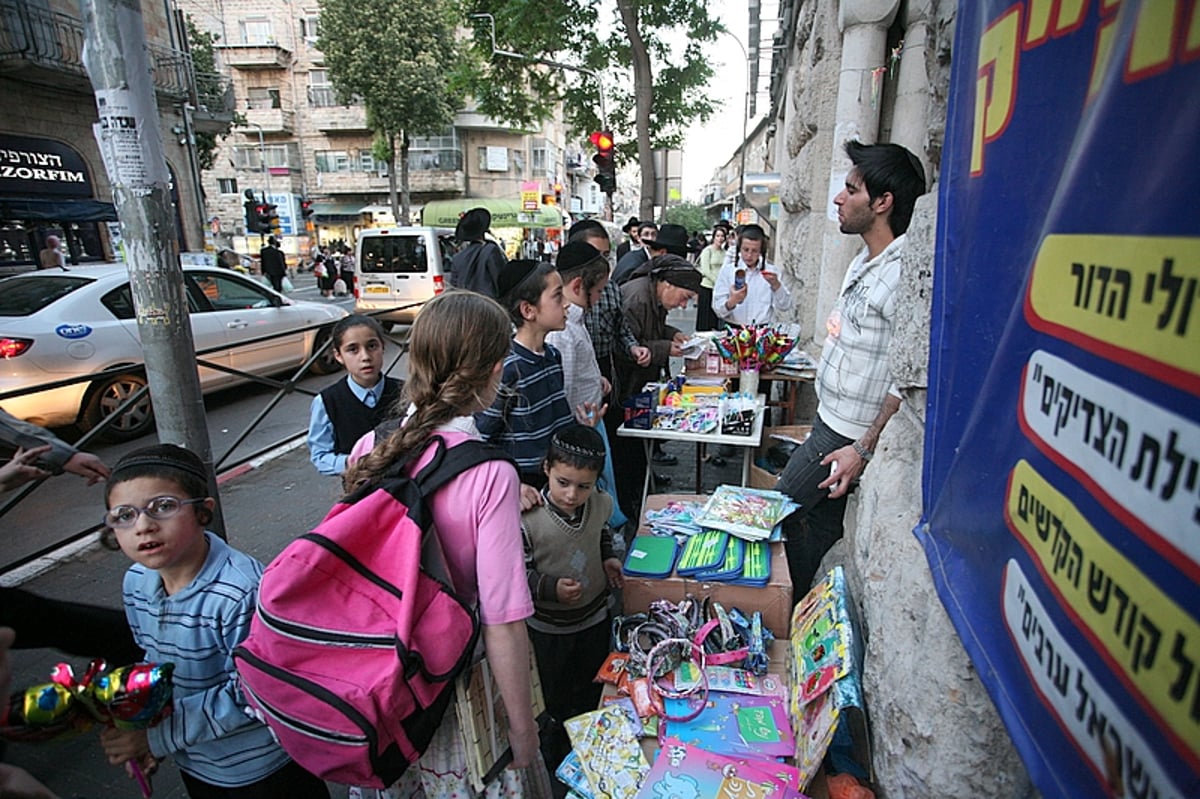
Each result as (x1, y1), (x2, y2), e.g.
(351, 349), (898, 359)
(340, 290), (512, 494)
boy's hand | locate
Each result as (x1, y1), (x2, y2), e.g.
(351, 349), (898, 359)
(575, 401), (608, 428)
(63, 451), (110, 485)
(603, 558), (624, 589)
(556, 578), (583, 604)
(519, 484), (542, 511)
(100, 727), (150, 766)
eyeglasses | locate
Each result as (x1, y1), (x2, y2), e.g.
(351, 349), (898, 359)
(104, 496), (206, 529)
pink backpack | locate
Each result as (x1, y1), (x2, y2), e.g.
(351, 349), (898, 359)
(234, 437), (513, 787)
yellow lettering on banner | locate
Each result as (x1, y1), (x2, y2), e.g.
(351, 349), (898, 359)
(1088, 11), (1121, 99)
(1025, 0), (1088, 46)
(971, 7), (1022, 175)
(1127, 1), (1184, 78)
(1188, 2), (1200, 54)
(1007, 460), (1200, 760)
(1025, 235), (1200, 388)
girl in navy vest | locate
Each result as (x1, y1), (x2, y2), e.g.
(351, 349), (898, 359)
(307, 315), (402, 475)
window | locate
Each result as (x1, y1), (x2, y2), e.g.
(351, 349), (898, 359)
(359, 152), (376, 173)
(360, 235), (429, 275)
(410, 129), (462, 171)
(240, 18), (272, 45)
(314, 150), (352, 173)
(300, 14), (320, 41)
(246, 87), (281, 110)
(477, 146), (509, 173)
(531, 144), (548, 174)
(233, 143), (296, 170)
(217, 178), (239, 195)
(188, 272), (274, 311)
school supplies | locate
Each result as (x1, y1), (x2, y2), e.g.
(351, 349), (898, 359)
(661, 690), (796, 759)
(564, 706), (650, 799)
(696, 485), (798, 541)
(623, 535), (680, 578)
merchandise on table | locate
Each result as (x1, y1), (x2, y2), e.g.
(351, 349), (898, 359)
(696, 485), (799, 541)
(563, 705), (650, 799)
(623, 535), (680, 578)
(634, 738), (809, 799)
(713, 324), (798, 373)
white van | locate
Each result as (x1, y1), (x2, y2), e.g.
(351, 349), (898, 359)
(354, 226), (456, 325)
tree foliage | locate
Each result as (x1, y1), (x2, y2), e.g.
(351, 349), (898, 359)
(184, 16), (224, 171)
(318, 0), (463, 222)
(662, 201), (710, 235)
(462, 0), (722, 219)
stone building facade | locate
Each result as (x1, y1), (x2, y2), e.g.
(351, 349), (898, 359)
(766, 1), (1037, 796)
(0, 0), (220, 268)
(178, 0), (585, 258)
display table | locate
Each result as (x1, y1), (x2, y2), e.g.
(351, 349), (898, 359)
(684, 360), (814, 426)
(623, 492), (793, 638)
(616, 395), (766, 511)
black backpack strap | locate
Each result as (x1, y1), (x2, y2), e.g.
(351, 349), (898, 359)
(413, 437), (515, 496)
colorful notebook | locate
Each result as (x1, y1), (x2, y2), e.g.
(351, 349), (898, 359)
(564, 706), (649, 799)
(634, 738), (808, 799)
(623, 535), (679, 578)
(661, 690), (795, 759)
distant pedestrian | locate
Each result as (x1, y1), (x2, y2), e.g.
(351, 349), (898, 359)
(38, 234), (65, 270)
(260, 236), (287, 292)
(448, 207), (506, 299)
(307, 315), (403, 476)
(98, 444), (330, 797)
(614, 217), (640, 261)
(338, 245), (356, 294)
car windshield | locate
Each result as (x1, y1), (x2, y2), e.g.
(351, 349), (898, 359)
(0, 275), (92, 316)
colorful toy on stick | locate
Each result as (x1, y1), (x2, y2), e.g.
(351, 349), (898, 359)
(714, 325), (796, 373)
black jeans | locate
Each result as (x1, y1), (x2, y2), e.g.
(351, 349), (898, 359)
(529, 619), (610, 790)
(180, 760), (330, 799)
(775, 415), (854, 601)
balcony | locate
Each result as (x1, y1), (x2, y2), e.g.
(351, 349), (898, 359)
(309, 90), (370, 133)
(0, 1), (193, 100)
(244, 105), (294, 135)
(217, 42), (291, 70)
(191, 70), (236, 134)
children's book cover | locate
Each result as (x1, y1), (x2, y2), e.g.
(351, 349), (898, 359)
(634, 738), (809, 799)
(696, 486), (798, 541)
(661, 690), (795, 759)
(564, 706), (650, 799)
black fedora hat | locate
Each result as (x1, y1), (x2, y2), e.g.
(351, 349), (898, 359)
(646, 223), (689, 257)
(621, 216), (641, 233)
(455, 207), (491, 242)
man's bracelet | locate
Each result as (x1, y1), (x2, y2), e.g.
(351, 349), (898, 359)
(853, 440), (873, 462)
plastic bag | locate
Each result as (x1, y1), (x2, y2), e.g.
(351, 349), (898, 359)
(282, 275), (294, 293)
(333, 278), (347, 296)
(313, 261), (327, 279)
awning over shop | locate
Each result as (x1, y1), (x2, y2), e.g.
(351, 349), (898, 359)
(0, 197), (118, 222)
(312, 201), (366, 219)
(421, 198), (565, 229)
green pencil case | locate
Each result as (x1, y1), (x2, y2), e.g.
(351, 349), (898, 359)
(676, 530), (729, 575)
(623, 535), (679, 578)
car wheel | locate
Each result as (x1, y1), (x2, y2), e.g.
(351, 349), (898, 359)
(81, 373), (155, 441)
(307, 328), (344, 376)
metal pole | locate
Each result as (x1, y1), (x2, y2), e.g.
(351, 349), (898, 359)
(243, 121), (268, 244)
(80, 0), (224, 535)
(720, 30), (752, 216)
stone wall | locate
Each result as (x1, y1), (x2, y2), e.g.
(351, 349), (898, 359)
(774, 1), (1037, 795)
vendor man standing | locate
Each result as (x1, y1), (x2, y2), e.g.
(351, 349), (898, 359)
(712, 223), (794, 326)
(776, 140), (926, 597)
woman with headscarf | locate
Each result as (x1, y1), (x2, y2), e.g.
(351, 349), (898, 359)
(611, 254), (702, 520)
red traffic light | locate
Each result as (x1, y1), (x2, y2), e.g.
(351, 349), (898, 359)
(589, 130), (614, 153)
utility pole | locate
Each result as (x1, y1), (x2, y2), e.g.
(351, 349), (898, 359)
(81, 0), (225, 535)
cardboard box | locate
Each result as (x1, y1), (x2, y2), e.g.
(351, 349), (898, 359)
(750, 425), (813, 489)
(624, 494), (794, 638)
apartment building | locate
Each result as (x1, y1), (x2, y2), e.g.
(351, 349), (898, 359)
(0, 0), (231, 269)
(181, 0), (596, 257)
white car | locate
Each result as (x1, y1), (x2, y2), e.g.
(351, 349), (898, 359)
(0, 263), (348, 441)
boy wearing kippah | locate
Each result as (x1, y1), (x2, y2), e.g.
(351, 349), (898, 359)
(98, 444), (328, 798)
(521, 425), (624, 788)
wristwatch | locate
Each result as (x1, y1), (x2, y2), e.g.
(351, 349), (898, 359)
(852, 440), (873, 462)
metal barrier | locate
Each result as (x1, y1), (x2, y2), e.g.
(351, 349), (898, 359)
(0, 305), (419, 574)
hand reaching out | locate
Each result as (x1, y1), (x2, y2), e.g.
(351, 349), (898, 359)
(0, 446), (52, 491)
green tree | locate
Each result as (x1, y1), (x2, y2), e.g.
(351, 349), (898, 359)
(662, 201), (709, 235)
(184, 16), (231, 171)
(463, 0), (722, 221)
(319, 0), (463, 224)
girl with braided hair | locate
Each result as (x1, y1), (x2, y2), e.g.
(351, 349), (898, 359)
(344, 290), (547, 799)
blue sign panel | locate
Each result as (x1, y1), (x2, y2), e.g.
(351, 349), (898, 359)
(922, 3), (1199, 797)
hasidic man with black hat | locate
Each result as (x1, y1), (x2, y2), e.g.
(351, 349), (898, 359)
(448, 206), (507, 299)
(615, 216), (640, 260)
(612, 222), (691, 285)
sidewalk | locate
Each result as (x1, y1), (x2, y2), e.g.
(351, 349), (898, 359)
(4, 432), (748, 798)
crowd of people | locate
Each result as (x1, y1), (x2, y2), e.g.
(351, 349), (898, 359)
(2, 139), (925, 799)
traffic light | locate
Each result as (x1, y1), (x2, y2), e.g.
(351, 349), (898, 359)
(256, 203), (277, 234)
(590, 130), (616, 194)
(300, 198), (314, 219)
(243, 189), (262, 233)
(554, 182), (563, 206)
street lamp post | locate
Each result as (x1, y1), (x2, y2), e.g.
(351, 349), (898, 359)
(719, 30), (752, 217)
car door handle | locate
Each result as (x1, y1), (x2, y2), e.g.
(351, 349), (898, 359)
(227, 321), (249, 329)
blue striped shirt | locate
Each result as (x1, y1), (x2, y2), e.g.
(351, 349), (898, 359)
(123, 533), (292, 787)
(476, 340), (573, 479)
